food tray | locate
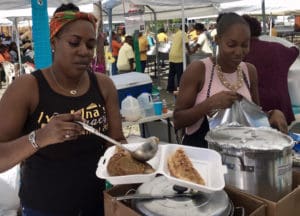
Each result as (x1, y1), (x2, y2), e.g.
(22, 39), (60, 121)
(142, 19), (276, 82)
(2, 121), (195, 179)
(96, 142), (161, 184)
(96, 143), (227, 193)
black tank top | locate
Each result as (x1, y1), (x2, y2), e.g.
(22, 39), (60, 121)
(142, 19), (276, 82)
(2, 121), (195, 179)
(20, 70), (108, 215)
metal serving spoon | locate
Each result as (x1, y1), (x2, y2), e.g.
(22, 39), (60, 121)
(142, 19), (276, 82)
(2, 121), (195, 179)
(76, 121), (159, 162)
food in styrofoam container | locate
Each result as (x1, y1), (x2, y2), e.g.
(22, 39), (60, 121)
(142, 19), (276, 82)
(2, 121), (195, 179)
(167, 147), (205, 185)
(96, 143), (161, 185)
(96, 144), (227, 194)
(107, 149), (155, 176)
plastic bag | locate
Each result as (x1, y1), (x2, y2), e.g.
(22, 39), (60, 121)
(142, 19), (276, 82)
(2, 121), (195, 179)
(208, 97), (270, 129)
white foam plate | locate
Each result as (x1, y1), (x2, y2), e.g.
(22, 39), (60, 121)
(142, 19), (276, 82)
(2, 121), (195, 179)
(96, 143), (227, 193)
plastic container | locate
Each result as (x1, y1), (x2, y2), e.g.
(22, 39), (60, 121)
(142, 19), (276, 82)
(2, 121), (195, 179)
(96, 144), (227, 194)
(137, 92), (155, 117)
(151, 85), (161, 102)
(121, 95), (141, 121)
(162, 99), (168, 113)
(110, 72), (152, 107)
(153, 101), (163, 115)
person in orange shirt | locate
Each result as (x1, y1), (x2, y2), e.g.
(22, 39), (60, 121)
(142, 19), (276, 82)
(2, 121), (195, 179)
(111, 31), (122, 75)
(0, 44), (9, 85)
(138, 32), (149, 73)
(0, 44), (10, 62)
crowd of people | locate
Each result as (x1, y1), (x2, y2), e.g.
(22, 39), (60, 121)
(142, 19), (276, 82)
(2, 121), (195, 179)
(0, 33), (35, 88)
(0, 2), (299, 216)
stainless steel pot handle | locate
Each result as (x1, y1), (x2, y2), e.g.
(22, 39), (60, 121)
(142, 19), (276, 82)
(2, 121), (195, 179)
(234, 206), (245, 216)
(221, 152), (254, 172)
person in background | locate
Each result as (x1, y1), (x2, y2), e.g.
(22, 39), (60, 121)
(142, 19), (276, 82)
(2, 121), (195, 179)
(191, 22), (213, 56)
(0, 44), (11, 62)
(0, 3), (126, 216)
(167, 24), (191, 93)
(22, 42), (34, 64)
(157, 28), (168, 43)
(270, 20), (278, 37)
(188, 24), (198, 42)
(0, 44), (11, 85)
(111, 31), (122, 75)
(9, 41), (19, 63)
(243, 15), (299, 125)
(146, 32), (155, 48)
(117, 35), (135, 73)
(174, 12), (287, 148)
(138, 31), (149, 73)
(117, 26), (126, 43)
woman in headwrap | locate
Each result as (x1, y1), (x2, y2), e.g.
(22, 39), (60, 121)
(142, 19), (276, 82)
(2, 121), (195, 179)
(0, 3), (126, 215)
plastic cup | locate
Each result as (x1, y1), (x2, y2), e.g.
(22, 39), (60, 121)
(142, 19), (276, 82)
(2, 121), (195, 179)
(153, 101), (162, 115)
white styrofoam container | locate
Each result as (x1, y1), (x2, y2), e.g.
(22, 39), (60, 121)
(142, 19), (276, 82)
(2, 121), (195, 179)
(96, 143), (227, 193)
(96, 143), (161, 184)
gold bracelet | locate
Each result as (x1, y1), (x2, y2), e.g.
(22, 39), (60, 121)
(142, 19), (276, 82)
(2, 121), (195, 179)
(28, 131), (40, 150)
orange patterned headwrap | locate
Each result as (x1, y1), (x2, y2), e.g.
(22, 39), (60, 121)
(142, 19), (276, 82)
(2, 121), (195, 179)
(50, 11), (97, 39)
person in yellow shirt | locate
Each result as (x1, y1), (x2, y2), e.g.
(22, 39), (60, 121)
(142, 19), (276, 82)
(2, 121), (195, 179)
(117, 36), (135, 73)
(157, 28), (168, 43)
(167, 25), (191, 93)
(270, 21), (278, 37)
(188, 25), (198, 42)
(138, 32), (149, 73)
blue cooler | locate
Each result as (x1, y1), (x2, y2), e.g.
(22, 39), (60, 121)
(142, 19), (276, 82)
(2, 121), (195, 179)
(111, 72), (152, 107)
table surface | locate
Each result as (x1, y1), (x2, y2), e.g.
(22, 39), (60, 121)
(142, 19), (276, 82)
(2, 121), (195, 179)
(122, 110), (173, 127)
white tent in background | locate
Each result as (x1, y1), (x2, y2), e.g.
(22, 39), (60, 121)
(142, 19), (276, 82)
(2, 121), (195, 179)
(0, 17), (12, 26)
(0, 3), (93, 18)
(220, 0), (300, 15)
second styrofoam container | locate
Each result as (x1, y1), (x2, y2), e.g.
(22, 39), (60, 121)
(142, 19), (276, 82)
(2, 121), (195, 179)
(96, 143), (227, 194)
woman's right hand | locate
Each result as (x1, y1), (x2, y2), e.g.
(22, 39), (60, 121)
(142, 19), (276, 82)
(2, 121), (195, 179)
(208, 91), (242, 110)
(34, 113), (84, 148)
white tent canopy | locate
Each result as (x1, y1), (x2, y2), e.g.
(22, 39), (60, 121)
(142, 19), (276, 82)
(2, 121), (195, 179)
(220, 0), (300, 15)
(0, 0), (93, 10)
(101, 0), (235, 22)
(0, 17), (13, 26)
(0, 3), (93, 18)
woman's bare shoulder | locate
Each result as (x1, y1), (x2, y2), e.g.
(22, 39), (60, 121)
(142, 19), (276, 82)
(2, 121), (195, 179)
(94, 73), (117, 98)
(182, 60), (206, 83)
(6, 74), (38, 93)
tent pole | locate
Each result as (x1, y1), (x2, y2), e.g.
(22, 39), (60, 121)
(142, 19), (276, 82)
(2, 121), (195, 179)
(14, 17), (22, 76)
(181, 0), (186, 71)
(146, 5), (161, 89)
(108, 7), (113, 76)
(261, 0), (267, 34)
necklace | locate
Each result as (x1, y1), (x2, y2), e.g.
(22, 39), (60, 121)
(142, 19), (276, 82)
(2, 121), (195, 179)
(216, 64), (244, 91)
(51, 69), (83, 95)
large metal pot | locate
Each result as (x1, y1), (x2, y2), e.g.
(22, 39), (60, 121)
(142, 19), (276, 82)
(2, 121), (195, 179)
(131, 176), (236, 216)
(205, 126), (294, 201)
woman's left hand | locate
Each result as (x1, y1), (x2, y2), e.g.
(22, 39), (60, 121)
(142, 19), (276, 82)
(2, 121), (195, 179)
(268, 109), (288, 134)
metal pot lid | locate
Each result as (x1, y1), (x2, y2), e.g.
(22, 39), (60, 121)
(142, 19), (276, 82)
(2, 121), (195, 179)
(132, 176), (231, 216)
(205, 126), (293, 151)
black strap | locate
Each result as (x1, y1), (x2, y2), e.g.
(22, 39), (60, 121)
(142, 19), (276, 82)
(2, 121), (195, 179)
(242, 71), (250, 90)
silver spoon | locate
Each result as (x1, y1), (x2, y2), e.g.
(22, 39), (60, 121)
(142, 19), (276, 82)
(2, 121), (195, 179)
(76, 121), (159, 162)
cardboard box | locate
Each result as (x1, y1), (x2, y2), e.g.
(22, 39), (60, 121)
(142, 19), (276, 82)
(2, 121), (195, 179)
(110, 72), (152, 107)
(104, 184), (266, 216)
(228, 171), (300, 216)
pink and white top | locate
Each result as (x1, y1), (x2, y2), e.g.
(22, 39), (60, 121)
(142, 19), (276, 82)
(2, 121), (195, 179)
(185, 57), (252, 135)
